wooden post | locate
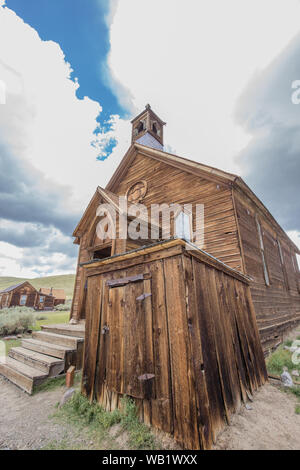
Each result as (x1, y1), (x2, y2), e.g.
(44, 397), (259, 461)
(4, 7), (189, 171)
(66, 365), (75, 388)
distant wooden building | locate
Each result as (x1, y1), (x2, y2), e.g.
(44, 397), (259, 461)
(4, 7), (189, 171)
(39, 288), (66, 307)
(0, 282), (38, 309)
(0, 282), (56, 311)
(70, 105), (299, 448)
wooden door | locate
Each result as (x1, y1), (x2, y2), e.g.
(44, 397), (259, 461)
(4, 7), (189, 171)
(98, 274), (155, 400)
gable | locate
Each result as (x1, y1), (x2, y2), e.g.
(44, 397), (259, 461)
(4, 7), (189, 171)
(112, 151), (232, 205)
(106, 143), (299, 255)
(106, 144), (236, 194)
(110, 151), (243, 271)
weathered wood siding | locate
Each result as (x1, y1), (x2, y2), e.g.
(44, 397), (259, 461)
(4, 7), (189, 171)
(113, 152), (243, 272)
(81, 241), (267, 449)
(71, 233), (91, 321)
(234, 191), (300, 353)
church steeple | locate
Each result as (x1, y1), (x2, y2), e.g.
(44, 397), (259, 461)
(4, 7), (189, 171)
(131, 104), (166, 150)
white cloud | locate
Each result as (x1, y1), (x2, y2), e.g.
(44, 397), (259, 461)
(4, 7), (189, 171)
(107, 0), (300, 174)
(0, 5), (129, 276)
(1, 1), (300, 277)
(0, 6), (124, 213)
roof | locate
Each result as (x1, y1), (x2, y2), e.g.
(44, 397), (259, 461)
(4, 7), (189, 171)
(0, 281), (33, 294)
(39, 288), (66, 300)
(81, 238), (251, 285)
(71, 141), (299, 254)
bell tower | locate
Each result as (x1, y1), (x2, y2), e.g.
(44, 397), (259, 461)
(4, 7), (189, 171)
(131, 104), (166, 150)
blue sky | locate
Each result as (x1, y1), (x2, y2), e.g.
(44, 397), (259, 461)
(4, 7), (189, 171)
(0, 0), (300, 277)
(6, 0), (125, 121)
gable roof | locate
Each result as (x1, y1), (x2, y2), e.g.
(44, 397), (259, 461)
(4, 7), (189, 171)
(0, 281), (34, 294)
(39, 288), (66, 300)
(106, 143), (237, 192)
(105, 142), (299, 254)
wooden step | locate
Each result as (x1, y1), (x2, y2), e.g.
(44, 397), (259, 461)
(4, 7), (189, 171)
(9, 347), (64, 377)
(32, 331), (82, 349)
(41, 323), (85, 338)
(21, 338), (73, 360)
(0, 357), (47, 394)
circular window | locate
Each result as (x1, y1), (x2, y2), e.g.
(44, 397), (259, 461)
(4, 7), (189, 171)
(126, 180), (148, 204)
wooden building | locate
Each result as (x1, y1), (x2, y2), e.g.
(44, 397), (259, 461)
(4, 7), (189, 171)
(39, 288), (66, 307)
(71, 105), (300, 353)
(0, 282), (54, 310)
(70, 105), (299, 447)
(0, 282), (38, 309)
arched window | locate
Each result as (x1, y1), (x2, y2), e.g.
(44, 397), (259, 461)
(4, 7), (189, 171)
(174, 210), (192, 242)
(152, 122), (158, 134)
(137, 120), (145, 133)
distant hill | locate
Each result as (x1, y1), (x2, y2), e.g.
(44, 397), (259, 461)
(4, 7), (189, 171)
(0, 274), (75, 299)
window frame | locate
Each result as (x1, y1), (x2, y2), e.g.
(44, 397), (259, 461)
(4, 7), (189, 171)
(19, 294), (27, 306)
(174, 209), (193, 242)
(255, 216), (270, 286)
(277, 239), (290, 291)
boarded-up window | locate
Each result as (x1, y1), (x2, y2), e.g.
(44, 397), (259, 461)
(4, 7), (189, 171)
(256, 217), (270, 286)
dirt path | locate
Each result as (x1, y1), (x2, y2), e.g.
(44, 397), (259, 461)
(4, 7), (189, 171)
(0, 377), (78, 450)
(214, 383), (300, 450)
(0, 375), (299, 450)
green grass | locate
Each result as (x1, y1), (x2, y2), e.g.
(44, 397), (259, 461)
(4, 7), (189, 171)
(32, 311), (70, 331)
(0, 274), (75, 299)
(34, 372), (82, 394)
(54, 392), (159, 450)
(266, 342), (300, 415)
(3, 338), (21, 355)
(266, 344), (300, 377)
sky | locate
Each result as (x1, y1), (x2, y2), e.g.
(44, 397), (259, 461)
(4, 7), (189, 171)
(0, 0), (299, 278)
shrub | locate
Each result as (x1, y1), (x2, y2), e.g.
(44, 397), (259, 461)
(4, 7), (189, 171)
(0, 307), (35, 336)
(54, 300), (72, 311)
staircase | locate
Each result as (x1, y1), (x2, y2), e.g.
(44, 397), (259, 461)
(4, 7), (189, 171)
(0, 323), (85, 395)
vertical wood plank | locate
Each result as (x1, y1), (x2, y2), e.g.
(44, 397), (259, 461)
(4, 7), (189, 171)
(164, 255), (200, 449)
(183, 254), (213, 449)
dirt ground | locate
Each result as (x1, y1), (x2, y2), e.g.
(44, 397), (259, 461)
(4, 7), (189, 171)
(214, 382), (300, 450)
(0, 375), (299, 450)
(0, 377), (78, 450)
